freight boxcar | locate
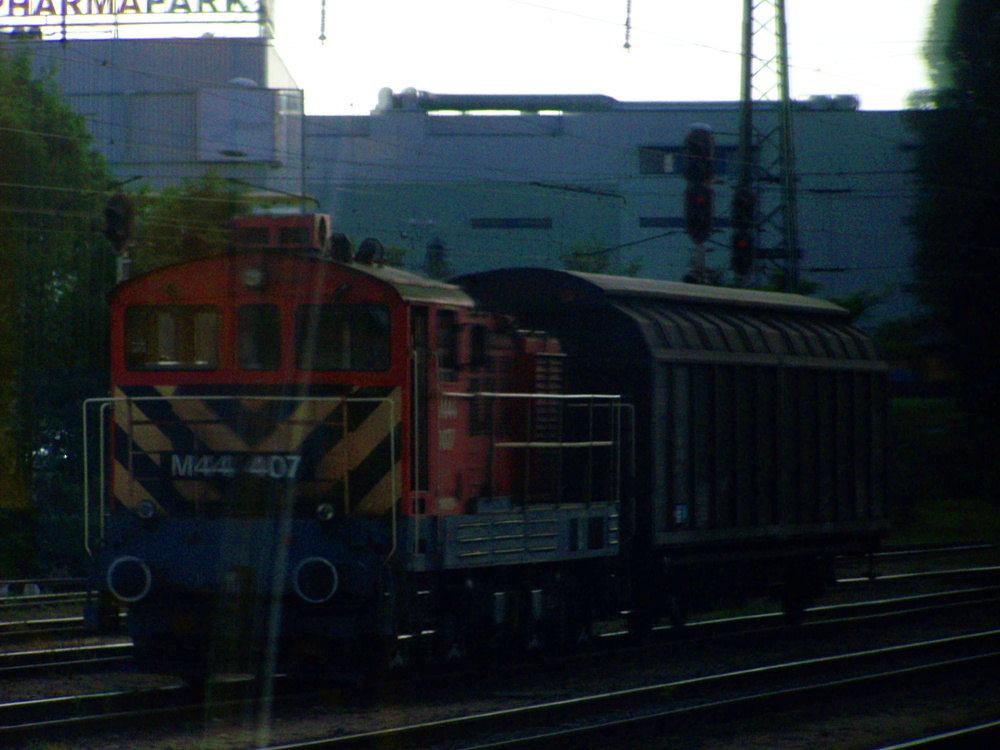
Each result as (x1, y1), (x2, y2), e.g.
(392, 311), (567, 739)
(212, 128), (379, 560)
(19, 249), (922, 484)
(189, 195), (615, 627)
(455, 268), (888, 625)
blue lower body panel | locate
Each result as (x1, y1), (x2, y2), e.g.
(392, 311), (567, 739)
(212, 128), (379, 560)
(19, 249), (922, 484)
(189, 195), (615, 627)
(90, 514), (392, 677)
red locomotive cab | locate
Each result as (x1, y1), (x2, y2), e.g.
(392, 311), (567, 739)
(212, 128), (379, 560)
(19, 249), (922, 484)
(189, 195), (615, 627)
(407, 310), (616, 515)
(100, 251), (415, 527)
(404, 305), (514, 517)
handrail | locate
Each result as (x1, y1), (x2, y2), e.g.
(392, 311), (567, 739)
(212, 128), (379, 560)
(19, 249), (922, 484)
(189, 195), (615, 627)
(493, 440), (615, 449)
(441, 391), (625, 507)
(442, 391), (622, 401)
(82, 398), (114, 557)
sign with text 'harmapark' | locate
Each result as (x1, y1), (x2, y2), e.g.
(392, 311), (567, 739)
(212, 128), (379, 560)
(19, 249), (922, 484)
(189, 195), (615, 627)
(1, 0), (272, 39)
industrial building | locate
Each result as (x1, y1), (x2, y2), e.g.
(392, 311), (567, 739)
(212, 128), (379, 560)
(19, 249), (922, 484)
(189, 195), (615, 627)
(9, 31), (918, 326)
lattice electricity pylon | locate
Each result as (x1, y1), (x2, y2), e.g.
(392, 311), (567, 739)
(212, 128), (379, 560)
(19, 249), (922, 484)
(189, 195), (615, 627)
(733, 0), (800, 288)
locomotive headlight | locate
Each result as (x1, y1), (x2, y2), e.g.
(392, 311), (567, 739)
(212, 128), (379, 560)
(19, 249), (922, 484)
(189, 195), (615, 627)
(107, 556), (152, 603)
(241, 266), (267, 289)
(136, 499), (157, 520)
(293, 557), (339, 604)
(316, 502), (335, 522)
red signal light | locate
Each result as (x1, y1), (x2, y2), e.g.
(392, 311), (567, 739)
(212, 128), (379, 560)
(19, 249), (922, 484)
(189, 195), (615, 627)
(732, 230), (753, 276)
(685, 183), (713, 244)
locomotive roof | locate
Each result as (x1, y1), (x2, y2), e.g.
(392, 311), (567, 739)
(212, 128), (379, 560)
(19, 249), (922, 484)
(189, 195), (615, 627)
(112, 251), (475, 308)
(351, 261), (475, 307)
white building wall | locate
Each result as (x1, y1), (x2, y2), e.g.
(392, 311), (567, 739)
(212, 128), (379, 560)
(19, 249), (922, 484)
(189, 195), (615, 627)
(12, 34), (916, 326)
(19, 37), (304, 196)
(306, 97), (917, 326)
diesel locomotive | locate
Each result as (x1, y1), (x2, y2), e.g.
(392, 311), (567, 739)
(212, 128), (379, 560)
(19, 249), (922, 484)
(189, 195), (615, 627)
(84, 213), (888, 677)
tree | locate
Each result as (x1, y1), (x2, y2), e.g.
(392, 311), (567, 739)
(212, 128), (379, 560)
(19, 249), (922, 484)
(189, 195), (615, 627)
(0, 44), (112, 573)
(127, 173), (250, 275)
(423, 237), (452, 279)
(907, 0), (1000, 491)
(560, 241), (642, 276)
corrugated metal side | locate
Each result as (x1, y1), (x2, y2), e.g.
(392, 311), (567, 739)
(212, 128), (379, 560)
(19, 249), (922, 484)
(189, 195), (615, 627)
(611, 297), (888, 553)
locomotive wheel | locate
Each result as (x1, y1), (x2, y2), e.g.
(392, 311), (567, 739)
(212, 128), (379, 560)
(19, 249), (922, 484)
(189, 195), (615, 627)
(667, 594), (688, 630)
(439, 611), (467, 662)
(563, 596), (595, 650)
(627, 607), (654, 641)
(780, 586), (807, 627)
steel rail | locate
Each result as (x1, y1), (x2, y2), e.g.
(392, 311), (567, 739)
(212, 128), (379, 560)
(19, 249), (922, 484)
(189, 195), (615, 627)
(264, 632), (1000, 749)
(446, 650), (1000, 750)
(0, 642), (132, 678)
(6, 615), (1000, 748)
(0, 592), (86, 610)
(872, 719), (1000, 750)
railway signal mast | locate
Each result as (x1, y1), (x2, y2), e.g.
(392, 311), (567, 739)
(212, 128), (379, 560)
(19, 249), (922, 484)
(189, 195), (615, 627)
(684, 125), (715, 283)
(734, 0), (800, 288)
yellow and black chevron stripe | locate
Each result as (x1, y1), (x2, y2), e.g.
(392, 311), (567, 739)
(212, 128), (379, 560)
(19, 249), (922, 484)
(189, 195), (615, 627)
(111, 385), (402, 518)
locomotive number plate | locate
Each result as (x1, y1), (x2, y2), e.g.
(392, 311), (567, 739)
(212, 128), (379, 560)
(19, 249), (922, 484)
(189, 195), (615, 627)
(168, 453), (303, 480)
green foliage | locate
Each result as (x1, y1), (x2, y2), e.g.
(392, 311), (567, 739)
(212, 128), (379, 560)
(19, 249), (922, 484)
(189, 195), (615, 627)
(423, 238), (451, 279)
(381, 245), (406, 268)
(907, 0), (1000, 497)
(746, 271), (820, 297)
(0, 44), (112, 573)
(887, 398), (1000, 543)
(827, 287), (890, 322)
(128, 173), (250, 275)
(873, 316), (927, 363)
(560, 241), (642, 276)
(921, 0), (962, 92)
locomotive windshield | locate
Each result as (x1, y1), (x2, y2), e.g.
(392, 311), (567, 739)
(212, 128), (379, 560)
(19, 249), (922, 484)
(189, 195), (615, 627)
(124, 304), (220, 370)
(294, 303), (390, 371)
(124, 302), (391, 373)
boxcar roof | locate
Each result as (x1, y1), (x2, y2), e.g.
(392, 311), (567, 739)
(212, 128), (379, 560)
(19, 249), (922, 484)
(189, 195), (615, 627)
(454, 267), (882, 363)
(455, 267), (848, 316)
(569, 270), (848, 316)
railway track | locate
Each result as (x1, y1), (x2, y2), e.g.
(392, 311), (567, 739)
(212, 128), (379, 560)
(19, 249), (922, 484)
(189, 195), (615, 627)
(0, 591), (86, 611)
(5, 621), (1000, 749)
(2, 568), (998, 680)
(0, 548), (994, 645)
(0, 643), (132, 678)
(0, 592), (120, 651)
(439, 634), (1000, 750)
(0, 615), (91, 645)
(873, 721), (1000, 750)
(3, 578), (1000, 748)
(2, 547), (998, 747)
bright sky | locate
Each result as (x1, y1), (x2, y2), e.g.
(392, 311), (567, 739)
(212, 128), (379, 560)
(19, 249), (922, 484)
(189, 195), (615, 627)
(270, 0), (935, 116)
